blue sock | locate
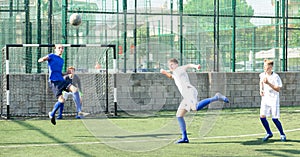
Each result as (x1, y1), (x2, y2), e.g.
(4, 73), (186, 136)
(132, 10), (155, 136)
(73, 91), (82, 112)
(58, 104), (64, 118)
(210, 95), (218, 101)
(260, 117), (272, 135)
(177, 117), (188, 140)
(196, 95), (220, 111)
(50, 102), (63, 117)
(272, 118), (285, 135)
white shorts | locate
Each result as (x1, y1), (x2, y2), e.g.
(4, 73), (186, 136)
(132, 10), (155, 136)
(178, 87), (198, 112)
(260, 102), (280, 119)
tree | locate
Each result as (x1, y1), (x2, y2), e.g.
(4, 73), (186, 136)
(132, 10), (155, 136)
(183, 0), (257, 70)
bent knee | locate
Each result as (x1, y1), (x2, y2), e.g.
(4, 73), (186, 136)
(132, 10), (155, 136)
(58, 95), (65, 103)
(68, 85), (78, 92)
(260, 115), (266, 118)
(176, 109), (187, 117)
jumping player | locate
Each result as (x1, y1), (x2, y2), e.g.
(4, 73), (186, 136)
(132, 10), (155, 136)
(38, 44), (88, 125)
(160, 58), (229, 143)
(259, 59), (286, 142)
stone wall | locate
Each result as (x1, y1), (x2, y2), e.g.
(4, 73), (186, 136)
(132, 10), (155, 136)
(1, 72), (299, 116)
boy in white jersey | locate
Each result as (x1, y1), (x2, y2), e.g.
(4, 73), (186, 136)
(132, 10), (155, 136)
(160, 58), (229, 143)
(259, 59), (286, 142)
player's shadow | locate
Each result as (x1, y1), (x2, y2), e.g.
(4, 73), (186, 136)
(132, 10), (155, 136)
(242, 138), (273, 145)
(12, 120), (93, 157)
(255, 149), (300, 157)
(95, 133), (177, 139)
(191, 138), (300, 145)
(242, 138), (300, 145)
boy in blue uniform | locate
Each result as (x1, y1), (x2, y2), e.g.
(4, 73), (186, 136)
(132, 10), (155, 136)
(38, 44), (88, 125)
(161, 58), (229, 143)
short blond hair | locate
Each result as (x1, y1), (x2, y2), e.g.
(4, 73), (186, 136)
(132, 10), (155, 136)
(67, 66), (75, 74)
(67, 66), (75, 70)
(54, 44), (63, 49)
(264, 59), (273, 66)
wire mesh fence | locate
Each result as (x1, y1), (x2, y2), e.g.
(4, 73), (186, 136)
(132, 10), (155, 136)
(0, 0), (300, 74)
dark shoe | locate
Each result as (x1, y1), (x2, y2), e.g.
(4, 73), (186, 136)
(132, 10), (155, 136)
(56, 116), (63, 120)
(49, 112), (56, 125)
(262, 134), (273, 142)
(175, 138), (189, 144)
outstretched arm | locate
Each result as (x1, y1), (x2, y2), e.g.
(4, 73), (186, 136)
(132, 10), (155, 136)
(182, 64), (201, 71)
(160, 69), (173, 79)
(38, 55), (49, 63)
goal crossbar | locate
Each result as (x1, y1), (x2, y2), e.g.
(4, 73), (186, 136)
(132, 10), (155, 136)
(3, 44), (117, 119)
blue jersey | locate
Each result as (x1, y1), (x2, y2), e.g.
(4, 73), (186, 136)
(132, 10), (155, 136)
(47, 53), (64, 81)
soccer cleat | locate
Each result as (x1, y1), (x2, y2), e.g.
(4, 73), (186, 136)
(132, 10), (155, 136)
(215, 92), (229, 103)
(56, 115), (63, 120)
(78, 111), (90, 117)
(175, 138), (189, 144)
(280, 135), (286, 142)
(48, 112), (56, 125)
(262, 134), (273, 142)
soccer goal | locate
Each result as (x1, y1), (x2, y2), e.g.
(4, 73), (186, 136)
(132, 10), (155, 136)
(1, 44), (117, 119)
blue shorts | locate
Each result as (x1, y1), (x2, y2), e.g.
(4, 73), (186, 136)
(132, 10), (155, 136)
(49, 80), (72, 98)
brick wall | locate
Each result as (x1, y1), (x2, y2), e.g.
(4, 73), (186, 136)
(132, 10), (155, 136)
(1, 72), (299, 116)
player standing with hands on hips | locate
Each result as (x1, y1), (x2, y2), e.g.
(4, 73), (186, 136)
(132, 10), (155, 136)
(38, 44), (88, 125)
(160, 58), (229, 144)
(259, 59), (286, 142)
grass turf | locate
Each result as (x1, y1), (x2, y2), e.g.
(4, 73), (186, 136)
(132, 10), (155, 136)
(1, 107), (300, 157)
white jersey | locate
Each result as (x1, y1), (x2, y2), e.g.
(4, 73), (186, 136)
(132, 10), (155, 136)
(259, 72), (282, 106)
(172, 66), (194, 96)
(172, 66), (198, 111)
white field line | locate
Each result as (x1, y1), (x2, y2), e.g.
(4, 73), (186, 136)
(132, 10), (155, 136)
(0, 139), (172, 148)
(1, 128), (299, 149)
(200, 128), (300, 139)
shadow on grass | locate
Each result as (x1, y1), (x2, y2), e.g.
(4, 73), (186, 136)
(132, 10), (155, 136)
(191, 138), (300, 146)
(107, 111), (176, 119)
(242, 138), (300, 146)
(12, 120), (93, 157)
(255, 149), (300, 157)
(94, 133), (177, 139)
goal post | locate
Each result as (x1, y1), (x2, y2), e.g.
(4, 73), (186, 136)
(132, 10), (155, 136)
(2, 44), (117, 119)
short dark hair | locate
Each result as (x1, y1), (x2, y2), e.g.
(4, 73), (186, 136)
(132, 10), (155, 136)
(168, 58), (178, 64)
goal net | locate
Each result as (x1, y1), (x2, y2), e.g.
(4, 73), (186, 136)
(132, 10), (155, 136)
(1, 44), (117, 119)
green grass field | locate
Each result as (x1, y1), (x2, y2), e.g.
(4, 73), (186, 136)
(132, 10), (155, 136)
(1, 107), (300, 157)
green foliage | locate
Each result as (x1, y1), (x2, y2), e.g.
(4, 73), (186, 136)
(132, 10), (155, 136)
(184, 0), (255, 30)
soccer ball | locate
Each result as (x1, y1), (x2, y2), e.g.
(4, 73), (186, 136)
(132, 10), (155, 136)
(69, 13), (82, 26)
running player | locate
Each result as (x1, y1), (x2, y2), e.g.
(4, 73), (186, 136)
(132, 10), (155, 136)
(259, 59), (286, 142)
(160, 58), (229, 143)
